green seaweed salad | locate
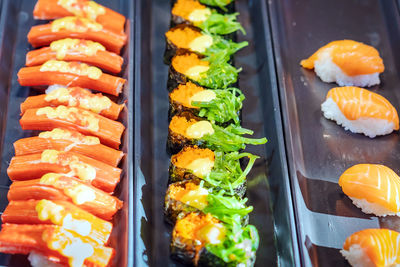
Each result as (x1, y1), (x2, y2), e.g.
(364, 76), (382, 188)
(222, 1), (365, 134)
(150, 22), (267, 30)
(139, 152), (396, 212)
(199, 0), (234, 11)
(191, 87), (244, 124)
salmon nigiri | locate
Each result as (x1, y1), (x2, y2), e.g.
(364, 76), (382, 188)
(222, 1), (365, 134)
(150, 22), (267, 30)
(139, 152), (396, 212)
(341, 228), (400, 267)
(301, 40), (384, 87)
(321, 86), (399, 138)
(339, 164), (400, 217)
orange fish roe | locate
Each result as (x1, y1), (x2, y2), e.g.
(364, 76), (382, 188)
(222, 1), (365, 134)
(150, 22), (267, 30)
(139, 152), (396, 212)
(173, 213), (220, 241)
(172, 0), (207, 20)
(301, 40), (384, 76)
(172, 146), (215, 168)
(170, 82), (204, 108)
(327, 86), (399, 129)
(169, 115), (198, 136)
(168, 181), (201, 201)
(172, 53), (209, 75)
(166, 27), (203, 49)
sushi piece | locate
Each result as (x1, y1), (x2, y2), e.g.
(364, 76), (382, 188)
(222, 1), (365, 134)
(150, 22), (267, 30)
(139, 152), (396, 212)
(169, 82), (244, 124)
(171, 0), (244, 35)
(2, 199), (112, 245)
(171, 212), (258, 266)
(169, 52), (240, 90)
(33, 0), (126, 34)
(20, 106), (125, 149)
(321, 86), (399, 138)
(26, 38), (123, 73)
(28, 16), (127, 54)
(168, 112), (267, 153)
(8, 173), (123, 221)
(8, 149), (121, 193)
(339, 164), (400, 217)
(21, 85), (124, 120)
(18, 60), (126, 96)
(0, 224), (114, 267)
(341, 228), (400, 267)
(301, 40), (384, 87)
(13, 128), (124, 167)
(164, 25), (247, 63)
(164, 179), (252, 223)
(169, 146), (259, 196)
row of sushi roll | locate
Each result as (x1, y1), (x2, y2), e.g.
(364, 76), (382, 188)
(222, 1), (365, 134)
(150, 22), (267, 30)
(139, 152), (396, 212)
(163, 0), (267, 266)
(0, 1), (128, 267)
(301, 41), (400, 265)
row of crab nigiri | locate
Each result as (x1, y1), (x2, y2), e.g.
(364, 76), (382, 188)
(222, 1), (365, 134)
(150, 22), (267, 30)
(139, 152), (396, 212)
(162, 1), (267, 266)
(0, 1), (129, 267)
(301, 41), (400, 265)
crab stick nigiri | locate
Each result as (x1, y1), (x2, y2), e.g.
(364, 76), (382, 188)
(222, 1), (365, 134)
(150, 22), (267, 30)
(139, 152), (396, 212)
(2, 200), (112, 245)
(339, 164), (400, 217)
(33, 0), (126, 34)
(0, 224), (115, 267)
(21, 85), (124, 120)
(26, 38), (123, 74)
(341, 228), (400, 267)
(301, 40), (384, 87)
(28, 16), (126, 54)
(20, 106), (125, 149)
(8, 173), (123, 221)
(18, 60), (126, 96)
(321, 86), (399, 138)
(13, 128), (124, 167)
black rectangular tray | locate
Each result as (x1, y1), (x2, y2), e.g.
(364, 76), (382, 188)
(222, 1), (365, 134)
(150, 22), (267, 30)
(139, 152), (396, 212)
(132, 0), (300, 266)
(269, 0), (400, 266)
(0, 0), (134, 266)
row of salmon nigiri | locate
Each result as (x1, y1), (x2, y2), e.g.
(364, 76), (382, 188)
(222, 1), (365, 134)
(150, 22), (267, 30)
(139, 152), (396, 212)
(302, 41), (400, 265)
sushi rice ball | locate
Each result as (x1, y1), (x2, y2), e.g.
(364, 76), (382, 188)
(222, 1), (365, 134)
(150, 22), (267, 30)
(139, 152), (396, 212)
(301, 40), (384, 87)
(339, 164), (400, 217)
(321, 86), (399, 138)
(341, 228), (400, 267)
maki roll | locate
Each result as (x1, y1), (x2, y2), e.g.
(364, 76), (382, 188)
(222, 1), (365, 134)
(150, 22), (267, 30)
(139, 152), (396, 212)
(169, 52), (240, 90)
(171, 0), (244, 35)
(164, 25), (247, 63)
(171, 212), (258, 266)
(169, 146), (259, 196)
(167, 112), (267, 153)
(169, 82), (243, 125)
(164, 179), (252, 223)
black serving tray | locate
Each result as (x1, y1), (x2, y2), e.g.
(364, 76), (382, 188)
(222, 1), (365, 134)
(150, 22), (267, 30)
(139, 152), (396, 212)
(269, 0), (400, 266)
(133, 0), (300, 266)
(0, 0), (134, 266)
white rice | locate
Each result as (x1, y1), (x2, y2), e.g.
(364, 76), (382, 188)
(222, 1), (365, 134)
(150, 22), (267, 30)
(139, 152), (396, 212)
(341, 244), (375, 267)
(314, 48), (380, 87)
(321, 98), (395, 138)
(349, 197), (400, 217)
(28, 252), (64, 267)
